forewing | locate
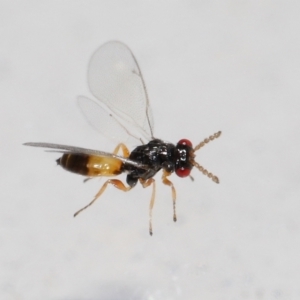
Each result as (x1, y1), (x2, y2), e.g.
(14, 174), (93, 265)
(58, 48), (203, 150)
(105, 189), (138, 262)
(87, 41), (154, 140)
(23, 142), (148, 169)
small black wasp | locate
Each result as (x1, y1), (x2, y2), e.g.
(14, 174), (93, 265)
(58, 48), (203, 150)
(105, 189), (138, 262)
(24, 41), (221, 235)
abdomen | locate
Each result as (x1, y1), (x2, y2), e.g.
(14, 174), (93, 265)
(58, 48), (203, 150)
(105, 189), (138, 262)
(57, 154), (123, 177)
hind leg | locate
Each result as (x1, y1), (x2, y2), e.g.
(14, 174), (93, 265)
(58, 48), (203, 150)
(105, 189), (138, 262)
(74, 179), (131, 217)
(113, 143), (130, 158)
(162, 170), (177, 222)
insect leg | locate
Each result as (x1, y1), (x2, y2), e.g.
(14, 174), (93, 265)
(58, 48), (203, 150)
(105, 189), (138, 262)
(74, 179), (131, 217)
(83, 177), (93, 183)
(139, 178), (156, 236)
(162, 170), (177, 222)
(113, 143), (130, 158)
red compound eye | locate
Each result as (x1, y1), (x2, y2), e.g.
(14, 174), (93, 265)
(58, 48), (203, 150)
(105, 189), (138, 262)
(177, 139), (193, 148)
(175, 167), (191, 177)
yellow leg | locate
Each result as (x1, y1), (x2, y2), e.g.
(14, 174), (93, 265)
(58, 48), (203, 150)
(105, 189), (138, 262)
(162, 170), (177, 222)
(113, 143), (130, 158)
(139, 178), (156, 236)
(74, 179), (131, 217)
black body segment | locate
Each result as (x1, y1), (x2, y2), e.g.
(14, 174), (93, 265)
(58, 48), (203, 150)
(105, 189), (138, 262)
(123, 139), (176, 187)
(57, 154), (89, 175)
(174, 141), (194, 177)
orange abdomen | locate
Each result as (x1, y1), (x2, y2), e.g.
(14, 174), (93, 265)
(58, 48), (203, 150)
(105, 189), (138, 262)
(57, 154), (123, 177)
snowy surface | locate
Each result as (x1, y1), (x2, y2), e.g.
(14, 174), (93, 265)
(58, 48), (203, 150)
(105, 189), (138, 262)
(1, 1), (300, 299)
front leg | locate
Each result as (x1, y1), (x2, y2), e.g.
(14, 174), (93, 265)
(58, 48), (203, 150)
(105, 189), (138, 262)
(162, 170), (177, 222)
(139, 178), (156, 236)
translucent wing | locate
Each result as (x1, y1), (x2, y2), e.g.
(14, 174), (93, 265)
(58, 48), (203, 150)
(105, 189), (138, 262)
(23, 142), (148, 169)
(84, 41), (154, 141)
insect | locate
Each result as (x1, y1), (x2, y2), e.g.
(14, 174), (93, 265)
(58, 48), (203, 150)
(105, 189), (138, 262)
(24, 41), (221, 235)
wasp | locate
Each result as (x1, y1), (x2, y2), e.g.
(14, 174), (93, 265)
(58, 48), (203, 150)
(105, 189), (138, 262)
(24, 41), (221, 235)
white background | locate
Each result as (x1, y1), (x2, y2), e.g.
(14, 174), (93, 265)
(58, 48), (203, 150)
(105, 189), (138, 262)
(1, 1), (300, 299)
